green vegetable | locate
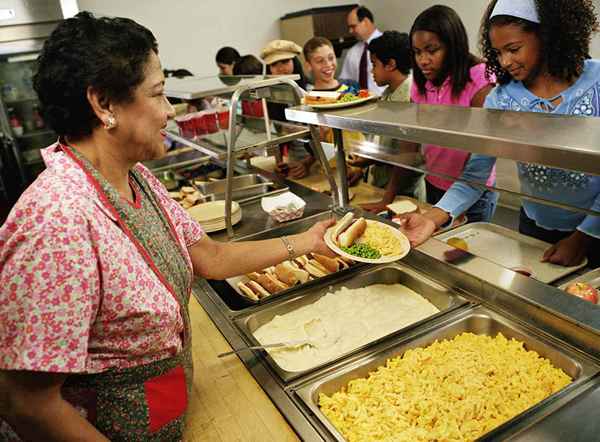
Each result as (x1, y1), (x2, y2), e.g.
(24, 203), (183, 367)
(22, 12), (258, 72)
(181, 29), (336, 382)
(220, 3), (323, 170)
(341, 243), (381, 259)
(339, 93), (358, 102)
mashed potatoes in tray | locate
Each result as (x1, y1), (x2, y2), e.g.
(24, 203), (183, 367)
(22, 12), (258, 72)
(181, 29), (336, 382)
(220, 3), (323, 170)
(319, 332), (571, 442)
(358, 222), (403, 257)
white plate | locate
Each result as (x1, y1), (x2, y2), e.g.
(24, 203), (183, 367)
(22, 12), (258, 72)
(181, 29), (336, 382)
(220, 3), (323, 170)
(303, 94), (378, 110)
(325, 219), (410, 264)
(187, 200), (241, 222)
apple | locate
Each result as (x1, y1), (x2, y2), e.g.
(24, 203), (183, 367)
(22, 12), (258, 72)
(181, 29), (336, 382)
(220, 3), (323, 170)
(565, 282), (598, 304)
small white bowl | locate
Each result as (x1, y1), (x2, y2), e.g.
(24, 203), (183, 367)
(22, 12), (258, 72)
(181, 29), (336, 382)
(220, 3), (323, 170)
(261, 192), (306, 223)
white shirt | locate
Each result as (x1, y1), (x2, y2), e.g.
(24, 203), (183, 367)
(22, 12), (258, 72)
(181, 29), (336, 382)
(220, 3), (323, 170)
(339, 28), (387, 95)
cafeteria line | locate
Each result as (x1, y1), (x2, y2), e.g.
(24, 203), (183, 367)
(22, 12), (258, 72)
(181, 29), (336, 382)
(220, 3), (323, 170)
(2, 1), (600, 441)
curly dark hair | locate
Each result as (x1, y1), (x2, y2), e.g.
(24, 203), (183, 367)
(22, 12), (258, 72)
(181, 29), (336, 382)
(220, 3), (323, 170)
(410, 5), (481, 100)
(368, 31), (412, 75)
(480, 0), (599, 85)
(33, 11), (158, 138)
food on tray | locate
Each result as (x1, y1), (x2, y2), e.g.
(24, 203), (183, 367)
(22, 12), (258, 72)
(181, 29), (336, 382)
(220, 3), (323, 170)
(446, 236), (469, 251)
(330, 213), (405, 259)
(304, 91), (340, 105)
(168, 185), (206, 210)
(565, 282), (598, 304)
(253, 284), (439, 372)
(387, 199), (418, 215)
(319, 332), (572, 442)
(303, 89), (371, 106)
(234, 253), (353, 301)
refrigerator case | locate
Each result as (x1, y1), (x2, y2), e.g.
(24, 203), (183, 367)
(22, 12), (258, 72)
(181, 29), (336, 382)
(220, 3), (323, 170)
(0, 0), (67, 202)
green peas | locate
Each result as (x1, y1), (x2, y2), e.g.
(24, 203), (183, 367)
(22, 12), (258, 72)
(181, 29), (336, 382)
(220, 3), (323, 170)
(341, 243), (381, 259)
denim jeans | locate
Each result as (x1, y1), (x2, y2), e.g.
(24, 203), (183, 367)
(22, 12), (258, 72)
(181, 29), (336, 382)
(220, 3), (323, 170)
(426, 181), (499, 223)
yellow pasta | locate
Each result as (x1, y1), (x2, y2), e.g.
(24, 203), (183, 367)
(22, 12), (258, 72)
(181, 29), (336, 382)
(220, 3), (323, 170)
(319, 332), (571, 442)
(358, 223), (403, 257)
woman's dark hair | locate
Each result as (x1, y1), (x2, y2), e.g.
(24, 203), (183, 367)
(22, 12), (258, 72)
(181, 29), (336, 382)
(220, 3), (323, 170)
(232, 54), (263, 75)
(215, 46), (240, 65)
(303, 36), (334, 61)
(481, 0), (598, 85)
(33, 11), (157, 138)
(410, 5), (480, 99)
(267, 57), (307, 89)
(368, 31), (411, 75)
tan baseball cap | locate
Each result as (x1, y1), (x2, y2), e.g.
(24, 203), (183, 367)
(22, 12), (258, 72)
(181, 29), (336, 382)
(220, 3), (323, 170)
(260, 40), (302, 65)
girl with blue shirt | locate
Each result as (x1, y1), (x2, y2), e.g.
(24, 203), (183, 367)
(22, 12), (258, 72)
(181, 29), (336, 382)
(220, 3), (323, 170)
(403, 0), (600, 267)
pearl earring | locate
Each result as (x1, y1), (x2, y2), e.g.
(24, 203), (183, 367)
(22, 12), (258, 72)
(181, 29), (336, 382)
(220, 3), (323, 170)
(104, 114), (117, 130)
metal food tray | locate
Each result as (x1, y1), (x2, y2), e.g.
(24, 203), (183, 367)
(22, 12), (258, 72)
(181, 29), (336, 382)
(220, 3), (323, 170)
(293, 305), (600, 442)
(207, 212), (363, 311)
(559, 267), (600, 291)
(436, 222), (587, 283)
(234, 264), (469, 383)
(191, 173), (287, 203)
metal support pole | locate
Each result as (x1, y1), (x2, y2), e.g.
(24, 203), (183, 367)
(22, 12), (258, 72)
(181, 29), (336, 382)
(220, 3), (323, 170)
(309, 125), (339, 208)
(333, 128), (350, 208)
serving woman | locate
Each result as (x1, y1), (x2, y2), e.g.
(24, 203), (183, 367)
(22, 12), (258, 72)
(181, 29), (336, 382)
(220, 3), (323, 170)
(0, 13), (333, 441)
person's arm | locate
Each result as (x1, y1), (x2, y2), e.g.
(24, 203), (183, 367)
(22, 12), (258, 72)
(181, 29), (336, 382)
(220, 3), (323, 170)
(362, 141), (420, 213)
(188, 219), (335, 280)
(470, 84), (494, 107)
(542, 189), (600, 266)
(288, 155), (316, 179)
(0, 371), (109, 442)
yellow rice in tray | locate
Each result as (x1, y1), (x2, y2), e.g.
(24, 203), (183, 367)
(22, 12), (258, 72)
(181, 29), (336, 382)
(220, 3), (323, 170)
(319, 332), (571, 442)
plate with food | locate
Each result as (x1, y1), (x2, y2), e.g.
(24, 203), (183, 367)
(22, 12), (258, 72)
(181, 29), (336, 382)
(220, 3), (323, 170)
(303, 89), (377, 109)
(325, 213), (410, 264)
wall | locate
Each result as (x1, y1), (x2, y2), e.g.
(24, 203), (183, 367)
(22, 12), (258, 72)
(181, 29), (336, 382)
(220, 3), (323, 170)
(77, 0), (353, 77)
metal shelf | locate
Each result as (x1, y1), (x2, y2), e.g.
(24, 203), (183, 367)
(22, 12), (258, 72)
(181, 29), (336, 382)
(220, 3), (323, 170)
(285, 101), (600, 176)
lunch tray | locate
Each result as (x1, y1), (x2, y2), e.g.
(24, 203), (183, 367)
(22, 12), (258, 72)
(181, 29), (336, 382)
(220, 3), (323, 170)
(436, 222), (587, 283)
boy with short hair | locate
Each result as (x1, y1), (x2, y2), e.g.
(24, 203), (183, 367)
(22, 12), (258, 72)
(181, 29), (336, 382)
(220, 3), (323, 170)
(357, 31), (425, 212)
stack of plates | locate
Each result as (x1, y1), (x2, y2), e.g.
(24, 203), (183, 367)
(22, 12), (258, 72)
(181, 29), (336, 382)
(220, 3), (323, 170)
(187, 200), (242, 233)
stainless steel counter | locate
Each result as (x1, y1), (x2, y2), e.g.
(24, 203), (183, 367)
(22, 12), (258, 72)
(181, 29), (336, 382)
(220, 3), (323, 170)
(192, 206), (600, 441)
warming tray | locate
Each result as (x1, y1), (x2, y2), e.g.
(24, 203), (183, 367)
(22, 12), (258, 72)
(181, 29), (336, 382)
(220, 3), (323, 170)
(191, 173), (287, 202)
(234, 264), (469, 383)
(208, 212), (364, 311)
(436, 222), (587, 283)
(293, 305), (600, 442)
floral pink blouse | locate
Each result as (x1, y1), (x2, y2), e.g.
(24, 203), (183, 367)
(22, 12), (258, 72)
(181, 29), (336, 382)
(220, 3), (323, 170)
(0, 143), (204, 374)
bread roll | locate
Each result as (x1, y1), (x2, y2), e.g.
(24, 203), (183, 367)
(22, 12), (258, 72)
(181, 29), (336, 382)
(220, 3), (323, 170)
(332, 213), (355, 246)
(294, 255), (309, 267)
(338, 218), (367, 248)
(248, 280), (270, 298)
(181, 186), (195, 195)
(257, 273), (288, 294)
(237, 281), (259, 301)
(311, 253), (340, 273)
(246, 272), (262, 282)
(275, 261), (310, 286)
(304, 262), (328, 278)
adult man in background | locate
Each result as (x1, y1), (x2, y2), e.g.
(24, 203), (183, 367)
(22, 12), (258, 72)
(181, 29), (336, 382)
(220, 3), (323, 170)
(340, 6), (386, 95)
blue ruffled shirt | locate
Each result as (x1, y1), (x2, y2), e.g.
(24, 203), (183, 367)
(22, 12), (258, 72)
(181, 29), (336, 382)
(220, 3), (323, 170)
(435, 59), (600, 239)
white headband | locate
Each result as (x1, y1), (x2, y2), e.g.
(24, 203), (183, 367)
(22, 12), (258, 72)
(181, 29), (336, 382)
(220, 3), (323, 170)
(490, 0), (540, 24)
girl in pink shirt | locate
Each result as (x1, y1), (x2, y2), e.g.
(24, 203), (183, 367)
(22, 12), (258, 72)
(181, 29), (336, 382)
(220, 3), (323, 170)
(410, 5), (498, 222)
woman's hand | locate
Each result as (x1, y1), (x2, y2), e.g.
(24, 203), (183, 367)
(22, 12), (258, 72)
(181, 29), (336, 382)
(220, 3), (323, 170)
(303, 218), (337, 257)
(347, 154), (373, 168)
(542, 231), (590, 266)
(400, 212), (437, 247)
